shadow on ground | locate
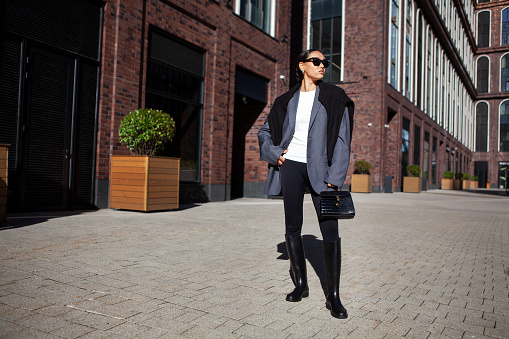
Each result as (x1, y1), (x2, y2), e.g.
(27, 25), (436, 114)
(277, 234), (328, 297)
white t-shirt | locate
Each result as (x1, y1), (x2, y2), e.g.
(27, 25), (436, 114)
(284, 90), (316, 163)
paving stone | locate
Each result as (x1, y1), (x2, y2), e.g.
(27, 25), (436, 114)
(0, 191), (507, 338)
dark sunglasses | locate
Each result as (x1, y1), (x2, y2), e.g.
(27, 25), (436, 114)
(304, 57), (330, 68)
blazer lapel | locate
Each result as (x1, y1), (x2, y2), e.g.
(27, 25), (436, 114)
(281, 90), (299, 149)
(308, 86), (321, 130)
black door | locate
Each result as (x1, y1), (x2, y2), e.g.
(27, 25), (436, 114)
(474, 161), (488, 189)
(19, 47), (75, 211)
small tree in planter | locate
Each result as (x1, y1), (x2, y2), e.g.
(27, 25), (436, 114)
(110, 108), (180, 212)
(470, 175), (479, 188)
(453, 172), (462, 190)
(462, 173), (471, 189)
(442, 171), (454, 190)
(351, 160), (372, 192)
(118, 108), (176, 156)
(403, 164), (422, 193)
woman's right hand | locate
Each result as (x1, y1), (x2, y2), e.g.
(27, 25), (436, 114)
(278, 149), (288, 166)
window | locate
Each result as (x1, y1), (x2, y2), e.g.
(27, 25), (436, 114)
(414, 125), (421, 166)
(502, 8), (509, 46)
(432, 136), (437, 185)
(404, 0), (412, 98)
(476, 56), (489, 93)
(310, 0), (343, 82)
(500, 100), (509, 152)
(477, 11), (490, 48)
(501, 54), (509, 92)
(389, 0), (400, 88)
(426, 30), (432, 115)
(478, 0), (490, 3)
(236, 0), (275, 36)
(416, 14), (423, 108)
(146, 31), (205, 182)
(476, 102), (488, 152)
(402, 118), (410, 180)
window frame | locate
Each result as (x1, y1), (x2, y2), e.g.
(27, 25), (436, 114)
(234, 0), (276, 37)
(502, 7), (509, 46)
(476, 55), (490, 94)
(500, 53), (509, 92)
(499, 99), (509, 152)
(477, 10), (491, 48)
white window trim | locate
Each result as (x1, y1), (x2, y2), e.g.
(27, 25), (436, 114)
(475, 55), (490, 93)
(477, 10), (491, 48)
(387, 0), (401, 90)
(473, 100), (488, 152)
(500, 52), (509, 92)
(499, 100), (509, 152)
(234, 0), (276, 37)
(500, 6), (509, 46)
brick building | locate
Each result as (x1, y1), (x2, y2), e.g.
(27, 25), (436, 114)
(1, 0), (508, 213)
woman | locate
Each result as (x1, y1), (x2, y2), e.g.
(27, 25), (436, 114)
(258, 49), (354, 319)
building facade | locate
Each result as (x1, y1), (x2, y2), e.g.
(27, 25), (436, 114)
(1, 0), (508, 213)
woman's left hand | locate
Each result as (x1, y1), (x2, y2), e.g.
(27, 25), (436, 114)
(326, 183), (337, 189)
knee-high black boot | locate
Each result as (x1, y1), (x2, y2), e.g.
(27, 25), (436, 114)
(323, 239), (348, 319)
(285, 235), (309, 302)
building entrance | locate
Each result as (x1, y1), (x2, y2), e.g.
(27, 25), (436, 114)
(231, 68), (268, 198)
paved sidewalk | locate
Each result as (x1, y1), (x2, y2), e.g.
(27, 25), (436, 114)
(0, 190), (508, 338)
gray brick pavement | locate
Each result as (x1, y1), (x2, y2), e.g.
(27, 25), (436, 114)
(0, 190), (508, 338)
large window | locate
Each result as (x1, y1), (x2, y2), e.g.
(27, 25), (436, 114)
(477, 11), (490, 48)
(502, 8), (509, 46)
(404, 0), (412, 98)
(476, 56), (489, 93)
(146, 31), (204, 182)
(389, 0), (400, 88)
(310, 0), (342, 82)
(402, 118), (410, 181)
(501, 54), (509, 92)
(476, 102), (488, 152)
(499, 162), (509, 189)
(500, 100), (509, 152)
(416, 14), (423, 108)
(236, 0), (275, 36)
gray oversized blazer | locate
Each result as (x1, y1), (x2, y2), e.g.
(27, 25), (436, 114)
(258, 85), (351, 196)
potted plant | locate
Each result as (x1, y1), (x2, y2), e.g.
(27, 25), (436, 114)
(109, 108), (180, 212)
(462, 173), (471, 189)
(350, 160), (372, 193)
(453, 172), (462, 190)
(442, 171), (453, 190)
(403, 164), (422, 193)
(470, 175), (479, 188)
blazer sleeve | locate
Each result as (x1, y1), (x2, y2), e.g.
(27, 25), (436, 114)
(258, 120), (285, 166)
(325, 107), (351, 188)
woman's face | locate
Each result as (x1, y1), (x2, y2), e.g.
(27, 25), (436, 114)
(299, 51), (326, 82)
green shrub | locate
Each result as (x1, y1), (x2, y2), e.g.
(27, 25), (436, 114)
(462, 173), (470, 180)
(471, 175), (478, 181)
(406, 164), (421, 177)
(443, 171), (453, 179)
(118, 108), (176, 156)
(354, 160), (371, 175)
(454, 172), (463, 180)
(423, 171), (428, 179)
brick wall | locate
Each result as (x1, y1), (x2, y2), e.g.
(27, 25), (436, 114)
(96, 0), (292, 200)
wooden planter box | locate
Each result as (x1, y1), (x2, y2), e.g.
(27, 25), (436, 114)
(350, 174), (372, 193)
(470, 181), (478, 188)
(441, 178), (453, 190)
(0, 144), (8, 224)
(453, 179), (461, 190)
(462, 180), (470, 189)
(109, 155), (180, 212)
(403, 176), (422, 193)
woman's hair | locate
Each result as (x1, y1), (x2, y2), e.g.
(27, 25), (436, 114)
(295, 49), (321, 82)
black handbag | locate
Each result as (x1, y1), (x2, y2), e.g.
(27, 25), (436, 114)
(319, 190), (355, 219)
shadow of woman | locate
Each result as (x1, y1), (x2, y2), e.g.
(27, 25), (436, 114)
(277, 234), (327, 297)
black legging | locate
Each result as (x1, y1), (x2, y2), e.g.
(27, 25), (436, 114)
(280, 159), (339, 243)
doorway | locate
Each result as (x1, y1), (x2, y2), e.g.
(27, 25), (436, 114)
(231, 68), (268, 198)
(474, 161), (488, 188)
